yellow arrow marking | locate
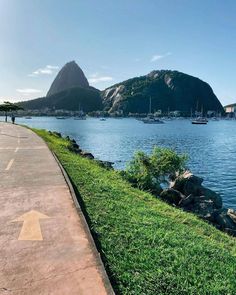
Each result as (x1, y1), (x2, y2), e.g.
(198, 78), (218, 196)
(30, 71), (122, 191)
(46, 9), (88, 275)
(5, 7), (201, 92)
(12, 210), (49, 241)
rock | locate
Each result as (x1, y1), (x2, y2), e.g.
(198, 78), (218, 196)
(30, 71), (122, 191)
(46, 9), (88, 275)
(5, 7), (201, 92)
(81, 151), (94, 159)
(71, 142), (79, 149)
(191, 199), (216, 221)
(52, 131), (62, 138)
(224, 228), (236, 236)
(172, 173), (222, 211)
(179, 194), (195, 208)
(183, 181), (200, 196)
(68, 146), (82, 154)
(160, 188), (185, 206)
(182, 171), (204, 186)
(227, 209), (236, 223)
(214, 209), (236, 234)
(96, 160), (114, 170)
(170, 177), (186, 192)
(67, 141), (82, 154)
(165, 171), (234, 237)
(171, 172), (203, 194)
(198, 187), (222, 209)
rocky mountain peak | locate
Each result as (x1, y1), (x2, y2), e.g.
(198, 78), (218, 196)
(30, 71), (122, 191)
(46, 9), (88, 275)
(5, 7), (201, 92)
(46, 61), (89, 97)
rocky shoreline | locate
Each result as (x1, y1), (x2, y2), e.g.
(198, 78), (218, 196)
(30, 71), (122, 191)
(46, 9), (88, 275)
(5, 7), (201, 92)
(160, 171), (236, 237)
(50, 131), (114, 169)
(51, 131), (236, 237)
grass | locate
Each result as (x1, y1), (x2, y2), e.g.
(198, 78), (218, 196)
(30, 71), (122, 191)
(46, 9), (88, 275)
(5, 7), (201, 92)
(34, 129), (236, 295)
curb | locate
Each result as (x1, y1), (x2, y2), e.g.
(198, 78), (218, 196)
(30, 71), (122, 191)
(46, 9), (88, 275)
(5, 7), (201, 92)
(52, 151), (115, 295)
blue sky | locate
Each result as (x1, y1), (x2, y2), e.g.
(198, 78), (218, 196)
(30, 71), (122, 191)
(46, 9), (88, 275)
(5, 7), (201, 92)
(0, 0), (235, 105)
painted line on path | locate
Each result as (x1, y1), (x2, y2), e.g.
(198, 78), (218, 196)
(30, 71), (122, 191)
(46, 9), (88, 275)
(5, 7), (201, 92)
(5, 159), (15, 171)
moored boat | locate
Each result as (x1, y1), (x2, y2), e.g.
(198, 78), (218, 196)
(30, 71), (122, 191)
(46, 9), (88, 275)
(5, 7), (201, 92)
(192, 117), (208, 124)
(74, 116), (86, 120)
(141, 116), (164, 124)
(56, 116), (67, 120)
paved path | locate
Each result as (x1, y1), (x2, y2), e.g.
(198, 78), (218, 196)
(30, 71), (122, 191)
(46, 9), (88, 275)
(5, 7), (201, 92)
(0, 123), (113, 295)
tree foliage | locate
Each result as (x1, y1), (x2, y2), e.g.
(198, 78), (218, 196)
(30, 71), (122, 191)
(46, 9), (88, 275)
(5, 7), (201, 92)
(0, 101), (23, 122)
(0, 101), (23, 111)
(123, 146), (188, 194)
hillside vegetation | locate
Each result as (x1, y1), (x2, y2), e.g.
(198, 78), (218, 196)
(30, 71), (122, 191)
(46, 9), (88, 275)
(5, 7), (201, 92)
(34, 129), (236, 294)
(20, 86), (102, 111)
(102, 70), (224, 115)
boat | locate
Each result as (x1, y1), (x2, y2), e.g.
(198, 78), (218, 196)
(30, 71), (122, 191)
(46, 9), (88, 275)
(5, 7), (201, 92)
(56, 116), (67, 120)
(74, 116), (86, 120)
(74, 104), (86, 120)
(140, 97), (164, 124)
(25, 116), (32, 119)
(191, 117), (208, 124)
(100, 118), (106, 121)
(191, 102), (208, 124)
(141, 116), (164, 124)
(211, 117), (220, 121)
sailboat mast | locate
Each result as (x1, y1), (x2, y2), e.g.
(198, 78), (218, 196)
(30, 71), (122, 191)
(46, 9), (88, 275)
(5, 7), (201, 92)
(149, 96), (152, 114)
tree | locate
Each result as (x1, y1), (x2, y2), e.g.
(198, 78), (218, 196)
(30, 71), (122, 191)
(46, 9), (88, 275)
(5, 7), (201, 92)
(0, 101), (23, 122)
(123, 146), (188, 195)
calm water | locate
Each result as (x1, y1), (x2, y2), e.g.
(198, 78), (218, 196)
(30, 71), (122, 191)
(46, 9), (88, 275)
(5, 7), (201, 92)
(3, 116), (236, 209)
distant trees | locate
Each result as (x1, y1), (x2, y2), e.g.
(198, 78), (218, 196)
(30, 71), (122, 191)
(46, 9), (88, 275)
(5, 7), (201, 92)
(0, 101), (23, 122)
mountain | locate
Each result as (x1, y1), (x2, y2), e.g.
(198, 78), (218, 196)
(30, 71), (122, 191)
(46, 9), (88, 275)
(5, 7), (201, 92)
(19, 64), (223, 115)
(47, 61), (89, 96)
(19, 61), (102, 111)
(102, 70), (224, 115)
(20, 86), (102, 112)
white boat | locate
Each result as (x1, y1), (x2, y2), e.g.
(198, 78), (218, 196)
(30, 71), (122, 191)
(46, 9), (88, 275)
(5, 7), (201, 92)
(192, 117), (208, 125)
(141, 116), (164, 124)
(74, 103), (86, 120)
(56, 116), (67, 120)
(141, 97), (164, 124)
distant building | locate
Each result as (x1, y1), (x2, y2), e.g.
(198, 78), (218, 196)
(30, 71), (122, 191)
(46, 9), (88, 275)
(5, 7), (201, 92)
(224, 103), (236, 117)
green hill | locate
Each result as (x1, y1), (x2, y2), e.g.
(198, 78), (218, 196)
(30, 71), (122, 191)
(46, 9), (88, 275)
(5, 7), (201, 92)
(19, 86), (102, 112)
(102, 70), (224, 115)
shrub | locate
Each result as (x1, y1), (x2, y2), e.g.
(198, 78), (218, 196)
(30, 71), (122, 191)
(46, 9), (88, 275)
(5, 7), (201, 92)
(123, 146), (188, 194)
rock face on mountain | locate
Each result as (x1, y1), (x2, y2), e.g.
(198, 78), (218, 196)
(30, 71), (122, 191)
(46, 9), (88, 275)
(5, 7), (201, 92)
(47, 61), (89, 97)
(102, 70), (224, 115)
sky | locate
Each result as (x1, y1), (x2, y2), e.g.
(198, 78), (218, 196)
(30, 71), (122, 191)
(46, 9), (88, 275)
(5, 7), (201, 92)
(0, 0), (235, 105)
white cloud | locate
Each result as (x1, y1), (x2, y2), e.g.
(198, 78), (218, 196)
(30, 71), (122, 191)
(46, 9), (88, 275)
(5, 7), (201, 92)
(28, 65), (59, 77)
(88, 73), (113, 84)
(150, 52), (172, 62)
(46, 65), (59, 70)
(16, 88), (42, 95)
